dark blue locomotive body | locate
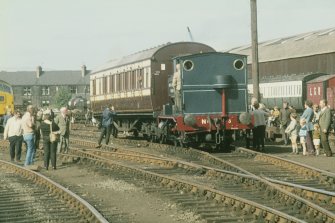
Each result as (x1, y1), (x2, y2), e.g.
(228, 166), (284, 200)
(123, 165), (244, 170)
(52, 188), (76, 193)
(158, 52), (250, 149)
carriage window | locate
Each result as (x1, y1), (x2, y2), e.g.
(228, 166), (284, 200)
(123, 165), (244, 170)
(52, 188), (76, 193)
(233, 59), (244, 70)
(102, 76), (107, 94)
(109, 75), (114, 93)
(92, 80), (96, 95)
(183, 60), (194, 71)
(116, 74), (121, 92)
(131, 70), (136, 90)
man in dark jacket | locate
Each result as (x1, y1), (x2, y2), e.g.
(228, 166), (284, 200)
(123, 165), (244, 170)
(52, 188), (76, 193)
(54, 107), (70, 153)
(96, 105), (116, 148)
(280, 101), (291, 145)
(319, 99), (333, 157)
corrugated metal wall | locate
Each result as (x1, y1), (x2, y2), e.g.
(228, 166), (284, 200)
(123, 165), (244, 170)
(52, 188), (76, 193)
(247, 52), (335, 78)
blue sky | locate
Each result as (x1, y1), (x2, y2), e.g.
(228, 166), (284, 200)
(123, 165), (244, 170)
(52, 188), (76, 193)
(1, 0), (334, 71)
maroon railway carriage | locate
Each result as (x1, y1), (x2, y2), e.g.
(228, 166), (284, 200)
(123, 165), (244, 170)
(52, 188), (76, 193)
(307, 74), (335, 109)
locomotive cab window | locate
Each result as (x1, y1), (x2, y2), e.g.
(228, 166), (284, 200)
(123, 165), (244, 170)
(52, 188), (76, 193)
(233, 59), (244, 70)
(183, 60), (194, 71)
(0, 96), (4, 102)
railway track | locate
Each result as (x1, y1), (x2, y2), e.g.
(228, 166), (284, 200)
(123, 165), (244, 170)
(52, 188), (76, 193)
(59, 141), (335, 222)
(0, 159), (108, 223)
(69, 131), (335, 216)
(3, 126), (334, 222)
(215, 147), (335, 191)
(70, 133), (335, 191)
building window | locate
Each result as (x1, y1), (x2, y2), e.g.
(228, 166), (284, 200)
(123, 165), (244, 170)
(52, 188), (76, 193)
(23, 87), (32, 96)
(69, 86), (77, 94)
(42, 100), (50, 106)
(23, 99), (32, 106)
(85, 85), (90, 93)
(41, 86), (50, 95)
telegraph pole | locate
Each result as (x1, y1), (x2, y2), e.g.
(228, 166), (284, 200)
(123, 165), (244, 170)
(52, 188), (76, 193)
(250, 0), (260, 101)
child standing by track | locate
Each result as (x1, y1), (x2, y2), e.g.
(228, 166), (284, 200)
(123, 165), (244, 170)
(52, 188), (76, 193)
(313, 123), (321, 156)
(285, 113), (299, 154)
(299, 119), (308, 155)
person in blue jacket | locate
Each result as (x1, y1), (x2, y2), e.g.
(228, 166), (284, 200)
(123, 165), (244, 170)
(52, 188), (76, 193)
(96, 105), (116, 148)
(300, 100), (315, 154)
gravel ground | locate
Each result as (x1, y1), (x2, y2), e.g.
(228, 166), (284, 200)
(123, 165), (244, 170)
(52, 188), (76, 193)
(1, 136), (334, 223)
(42, 164), (205, 223)
(0, 149), (205, 223)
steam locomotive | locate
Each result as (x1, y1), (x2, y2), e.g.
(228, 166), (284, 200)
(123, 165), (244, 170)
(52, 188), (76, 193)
(90, 42), (250, 149)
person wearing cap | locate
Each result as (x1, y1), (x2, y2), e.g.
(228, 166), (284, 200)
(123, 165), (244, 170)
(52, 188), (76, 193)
(4, 110), (23, 162)
(96, 105), (116, 148)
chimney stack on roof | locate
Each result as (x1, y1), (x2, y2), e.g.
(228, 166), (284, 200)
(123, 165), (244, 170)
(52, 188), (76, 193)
(81, 65), (86, 77)
(36, 66), (42, 78)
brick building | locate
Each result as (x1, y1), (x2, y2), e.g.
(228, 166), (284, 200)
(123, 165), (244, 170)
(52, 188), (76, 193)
(0, 65), (90, 109)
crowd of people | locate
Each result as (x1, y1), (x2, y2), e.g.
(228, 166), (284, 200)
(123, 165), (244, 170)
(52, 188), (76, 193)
(3, 104), (118, 169)
(249, 98), (333, 157)
(3, 105), (71, 170)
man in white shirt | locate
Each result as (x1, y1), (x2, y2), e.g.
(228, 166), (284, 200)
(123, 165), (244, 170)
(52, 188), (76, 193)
(252, 102), (269, 151)
(4, 110), (23, 162)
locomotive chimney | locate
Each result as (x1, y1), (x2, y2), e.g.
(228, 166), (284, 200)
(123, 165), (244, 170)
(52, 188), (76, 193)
(81, 65), (86, 77)
(36, 66), (42, 78)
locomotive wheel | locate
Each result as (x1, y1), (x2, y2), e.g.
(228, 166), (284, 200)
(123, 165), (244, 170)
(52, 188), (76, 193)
(151, 135), (158, 143)
(159, 135), (167, 144)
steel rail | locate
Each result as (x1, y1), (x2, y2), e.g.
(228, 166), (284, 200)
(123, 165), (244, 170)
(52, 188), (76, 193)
(68, 147), (335, 222)
(62, 149), (306, 223)
(0, 159), (109, 223)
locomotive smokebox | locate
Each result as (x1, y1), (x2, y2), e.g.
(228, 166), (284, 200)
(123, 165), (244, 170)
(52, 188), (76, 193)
(184, 114), (197, 127)
(213, 75), (233, 89)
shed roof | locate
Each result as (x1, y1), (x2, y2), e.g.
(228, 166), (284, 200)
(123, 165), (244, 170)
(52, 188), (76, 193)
(226, 27), (335, 63)
(0, 70), (90, 86)
(307, 74), (335, 83)
(90, 41), (214, 75)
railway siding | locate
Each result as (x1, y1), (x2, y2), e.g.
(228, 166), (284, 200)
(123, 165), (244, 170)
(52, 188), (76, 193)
(61, 149), (307, 222)
(0, 159), (108, 223)
(235, 147), (335, 188)
(65, 147), (335, 222)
